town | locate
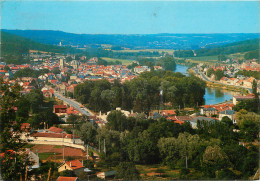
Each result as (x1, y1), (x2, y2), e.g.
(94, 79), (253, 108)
(1, 1), (260, 180)
(1, 47), (259, 180)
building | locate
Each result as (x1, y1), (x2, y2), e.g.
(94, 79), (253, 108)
(200, 107), (218, 116)
(188, 116), (217, 129)
(58, 160), (85, 176)
(60, 58), (65, 69)
(53, 105), (67, 115)
(97, 170), (116, 179)
(233, 93), (260, 105)
(71, 60), (79, 70)
(219, 110), (236, 124)
(134, 66), (151, 73)
(57, 176), (79, 181)
(26, 149), (40, 169)
(43, 89), (54, 98)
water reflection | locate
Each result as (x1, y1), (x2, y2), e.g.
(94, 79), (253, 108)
(215, 88), (224, 98)
(204, 88), (235, 105)
(175, 64), (237, 105)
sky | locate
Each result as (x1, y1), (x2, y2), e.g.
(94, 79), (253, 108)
(1, 0), (259, 34)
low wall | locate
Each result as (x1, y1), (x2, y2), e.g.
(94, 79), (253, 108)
(28, 140), (86, 151)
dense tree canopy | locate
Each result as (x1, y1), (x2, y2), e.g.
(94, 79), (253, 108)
(74, 70), (206, 114)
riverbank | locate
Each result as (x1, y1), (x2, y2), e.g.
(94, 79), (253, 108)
(188, 68), (248, 94)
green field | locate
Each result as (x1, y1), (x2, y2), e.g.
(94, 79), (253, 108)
(101, 57), (133, 65)
(186, 55), (218, 61)
(112, 49), (175, 54)
(38, 152), (60, 160)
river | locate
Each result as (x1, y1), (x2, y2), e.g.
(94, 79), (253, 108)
(174, 64), (236, 105)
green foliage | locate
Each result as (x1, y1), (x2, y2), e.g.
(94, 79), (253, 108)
(1, 31), (80, 64)
(207, 68), (215, 77)
(74, 70), (205, 113)
(25, 89), (44, 113)
(14, 68), (49, 78)
(214, 69), (224, 80)
(235, 70), (260, 79)
(244, 49), (259, 60)
(59, 170), (76, 177)
(174, 50), (194, 57)
(106, 110), (130, 132)
(175, 38), (260, 57)
(80, 122), (97, 144)
(234, 99), (259, 113)
(0, 81), (32, 180)
(115, 162), (140, 180)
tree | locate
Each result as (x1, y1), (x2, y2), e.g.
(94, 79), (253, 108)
(106, 110), (129, 131)
(115, 162), (140, 180)
(80, 122), (97, 145)
(101, 89), (115, 110)
(25, 89), (44, 113)
(0, 81), (32, 180)
(252, 79), (259, 112)
(202, 145), (230, 177)
(67, 114), (80, 128)
(207, 68), (215, 77)
(221, 116), (233, 127)
(218, 55), (227, 62)
(215, 69), (224, 80)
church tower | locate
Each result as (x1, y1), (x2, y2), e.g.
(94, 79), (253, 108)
(60, 58), (64, 69)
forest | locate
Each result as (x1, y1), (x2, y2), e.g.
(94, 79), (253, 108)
(174, 38), (260, 59)
(74, 70), (206, 114)
(70, 108), (259, 180)
(0, 31), (80, 64)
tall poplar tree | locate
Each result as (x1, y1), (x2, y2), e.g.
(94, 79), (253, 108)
(0, 79), (32, 180)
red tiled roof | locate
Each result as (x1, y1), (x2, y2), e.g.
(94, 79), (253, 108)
(159, 110), (176, 115)
(31, 132), (79, 139)
(21, 123), (30, 130)
(65, 160), (84, 170)
(174, 120), (185, 125)
(48, 126), (64, 133)
(54, 105), (67, 109)
(57, 176), (78, 181)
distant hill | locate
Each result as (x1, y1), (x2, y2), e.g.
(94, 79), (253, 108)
(2, 29), (260, 50)
(0, 31), (80, 64)
(174, 38), (260, 58)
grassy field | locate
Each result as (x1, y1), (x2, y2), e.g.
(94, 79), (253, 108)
(228, 52), (245, 60)
(136, 164), (180, 180)
(101, 57), (133, 65)
(23, 144), (35, 148)
(38, 152), (60, 160)
(112, 49), (175, 54)
(186, 55), (218, 62)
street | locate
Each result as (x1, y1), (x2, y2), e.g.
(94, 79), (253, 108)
(54, 91), (94, 117)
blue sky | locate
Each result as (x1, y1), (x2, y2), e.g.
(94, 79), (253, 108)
(1, 1), (259, 34)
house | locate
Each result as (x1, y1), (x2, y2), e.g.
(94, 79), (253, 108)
(97, 170), (116, 179)
(134, 66), (150, 73)
(188, 116), (217, 128)
(219, 110), (236, 124)
(21, 123), (31, 132)
(233, 93), (260, 105)
(200, 107), (218, 116)
(26, 149), (40, 169)
(43, 89), (54, 98)
(58, 160), (85, 176)
(57, 176), (79, 181)
(167, 116), (192, 125)
(158, 110), (176, 116)
(53, 105), (67, 115)
(48, 126), (65, 134)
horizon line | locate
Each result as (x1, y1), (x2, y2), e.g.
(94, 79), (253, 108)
(1, 29), (260, 35)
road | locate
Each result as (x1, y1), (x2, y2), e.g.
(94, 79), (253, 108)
(192, 68), (252, 93)
(54, 91), (94, 116)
